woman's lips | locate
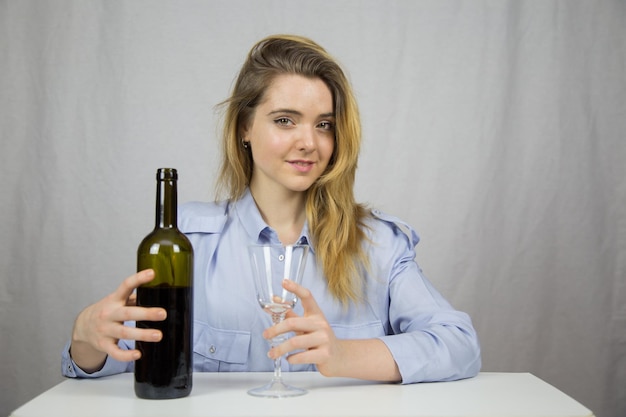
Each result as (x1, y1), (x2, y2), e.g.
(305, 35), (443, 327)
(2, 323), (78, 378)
(288, 160), (315, 173)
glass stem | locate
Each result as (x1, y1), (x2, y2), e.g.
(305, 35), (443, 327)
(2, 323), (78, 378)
(273, 347), (282, 381)
(271, 313), (286, 382)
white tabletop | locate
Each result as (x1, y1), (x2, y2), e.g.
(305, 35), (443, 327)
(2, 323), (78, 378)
(10, 372), (594, 417)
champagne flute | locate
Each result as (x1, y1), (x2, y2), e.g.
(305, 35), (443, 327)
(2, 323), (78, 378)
(247, 244), (309, 398)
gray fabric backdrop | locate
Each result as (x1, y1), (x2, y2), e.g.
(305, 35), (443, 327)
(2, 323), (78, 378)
(1, 1), (624, 416)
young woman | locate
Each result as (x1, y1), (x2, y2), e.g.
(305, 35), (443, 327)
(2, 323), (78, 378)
(63, 35), (481, 383)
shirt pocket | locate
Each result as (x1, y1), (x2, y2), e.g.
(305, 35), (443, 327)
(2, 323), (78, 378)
(331, 320), (385, 339)
(193, 321), (251, 372)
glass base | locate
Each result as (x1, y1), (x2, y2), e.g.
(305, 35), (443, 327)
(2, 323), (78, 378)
(247, 379), (307, 398)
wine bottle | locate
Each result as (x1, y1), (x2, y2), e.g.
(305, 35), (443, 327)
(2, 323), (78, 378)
(134, 168), (194, 399)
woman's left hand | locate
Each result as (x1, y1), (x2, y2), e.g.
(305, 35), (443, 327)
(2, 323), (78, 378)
(262, 279), (343, 377)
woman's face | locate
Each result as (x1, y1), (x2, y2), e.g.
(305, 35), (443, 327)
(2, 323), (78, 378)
(244, 74), (335, 197)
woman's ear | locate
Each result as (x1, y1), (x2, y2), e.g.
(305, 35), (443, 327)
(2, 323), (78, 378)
(240, 125), (250, 149)
(240, 123), (250, 142)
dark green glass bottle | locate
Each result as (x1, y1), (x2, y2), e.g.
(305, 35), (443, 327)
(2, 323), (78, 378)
(134, 168), (193, 399)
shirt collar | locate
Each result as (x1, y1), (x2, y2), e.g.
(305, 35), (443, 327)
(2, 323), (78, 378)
(233, 188), (313, 251)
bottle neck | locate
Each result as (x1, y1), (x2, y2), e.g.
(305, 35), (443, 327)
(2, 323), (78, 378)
(155, 178), (177, 229)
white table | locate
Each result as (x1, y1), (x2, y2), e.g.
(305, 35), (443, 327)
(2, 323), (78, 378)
(9, 372), (594, 417)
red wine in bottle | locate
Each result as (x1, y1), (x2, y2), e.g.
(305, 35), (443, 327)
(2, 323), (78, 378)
(134, 168), (193, 399)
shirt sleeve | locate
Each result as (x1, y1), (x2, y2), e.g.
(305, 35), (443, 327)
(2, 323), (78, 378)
(61, 338), (134, 378)
(371, 211), (482, 383)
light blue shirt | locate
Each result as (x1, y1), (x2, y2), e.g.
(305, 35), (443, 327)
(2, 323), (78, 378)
(62, 189), (481, 383)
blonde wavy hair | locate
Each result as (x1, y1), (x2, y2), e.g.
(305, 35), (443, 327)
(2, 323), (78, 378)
(216, 34), (370, 304)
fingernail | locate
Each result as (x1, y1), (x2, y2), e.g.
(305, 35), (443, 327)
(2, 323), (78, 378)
(152, 332), (161, 341)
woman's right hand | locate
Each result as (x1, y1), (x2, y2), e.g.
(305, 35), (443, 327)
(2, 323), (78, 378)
(69, 269), (166, 373)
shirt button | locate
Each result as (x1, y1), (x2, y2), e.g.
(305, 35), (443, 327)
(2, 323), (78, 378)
(209, 345), (216, 354)
(278, 254), (284, 261)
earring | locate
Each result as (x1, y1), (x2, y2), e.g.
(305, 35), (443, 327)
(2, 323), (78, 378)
(241, 139), (249, 149)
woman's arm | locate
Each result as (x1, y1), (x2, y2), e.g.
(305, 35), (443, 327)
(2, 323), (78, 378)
(265, 279), (401, 381)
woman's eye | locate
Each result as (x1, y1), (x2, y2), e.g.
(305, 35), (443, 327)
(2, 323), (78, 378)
(318, 121), (335, 131)
(274, 117), (293, 126)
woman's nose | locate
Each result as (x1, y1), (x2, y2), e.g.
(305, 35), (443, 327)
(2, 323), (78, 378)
(296, 127), (315, 151)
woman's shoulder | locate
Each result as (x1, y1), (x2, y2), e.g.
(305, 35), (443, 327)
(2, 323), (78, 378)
(180, 200), (229, 216)
(364, 208), (421, 248)
(179, 200), (230, 234)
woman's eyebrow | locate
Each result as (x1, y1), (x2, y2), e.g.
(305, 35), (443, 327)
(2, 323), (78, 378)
(267, 109), (335, 119)
(267, 109), (302, 117)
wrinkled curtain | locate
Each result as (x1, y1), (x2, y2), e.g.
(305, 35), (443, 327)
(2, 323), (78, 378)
(1, 1), (624, 417)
